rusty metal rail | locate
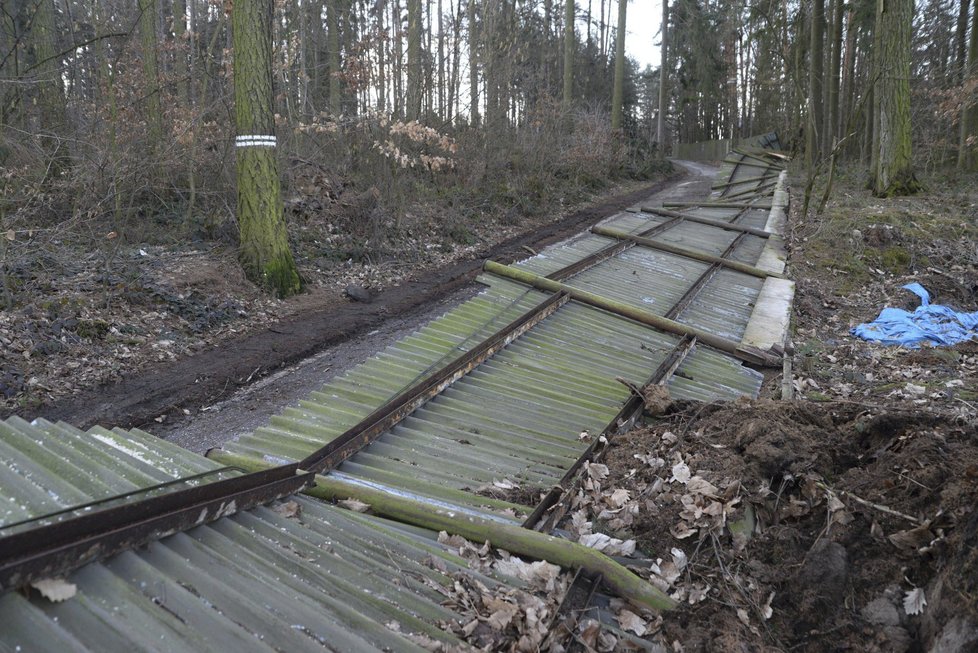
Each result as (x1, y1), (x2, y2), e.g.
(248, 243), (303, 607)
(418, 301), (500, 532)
(0, 464), (314, 591)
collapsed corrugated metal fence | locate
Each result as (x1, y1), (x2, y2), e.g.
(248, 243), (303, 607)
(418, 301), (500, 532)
(0, 135), (794, 650)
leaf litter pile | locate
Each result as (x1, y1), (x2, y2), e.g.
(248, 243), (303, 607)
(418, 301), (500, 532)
(547, 398), (978, 652)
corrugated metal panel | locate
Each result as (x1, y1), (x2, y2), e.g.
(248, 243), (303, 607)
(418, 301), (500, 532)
(678, 269), (766, 340)
(0, 417), (237, 531)
(0, 418), (530, 652)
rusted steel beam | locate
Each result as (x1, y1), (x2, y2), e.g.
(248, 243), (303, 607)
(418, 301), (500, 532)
(550, 569), (605, 648)
(0, 465), (314, 592)
(591, 226), (780, 280)
(666, 233), (749, 320)
(0, 466), (240, 535)
(297, 291), (571, 474)
(633, 206), (772, 238)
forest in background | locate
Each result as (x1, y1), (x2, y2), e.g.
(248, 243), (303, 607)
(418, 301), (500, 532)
(0, 0), (976, 300)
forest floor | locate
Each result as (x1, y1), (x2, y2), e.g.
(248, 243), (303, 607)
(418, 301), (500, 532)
(1, 171), (679, 428)
(540, 163), (978, 652)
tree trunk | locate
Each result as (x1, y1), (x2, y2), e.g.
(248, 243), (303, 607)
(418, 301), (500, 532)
(405, 0), (421, 118)
(839, 7), (856, 143)
(610, 0), (626, 130)
(870, 0), (920, 196)
(30, 0), (65, 136)
(138, 0), (163, 150)
(806, 0), (824, 168)
(956, 0), (972, 83)
(562, 0), (574, 111)
(232, 0), (302, 297)
(656, 0), (668, 152)
(959, 0), (978, 169)
(824, 0), (842, 152)
(437, 0), (445, 118)
(378, 0), (387, 112)
(327, 0), (341, 114)
(467, 0), (479, 124)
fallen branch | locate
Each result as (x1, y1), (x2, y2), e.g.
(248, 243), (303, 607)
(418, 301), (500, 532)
(310, 475), (678, 613)
(209, 451), (677, 612)
(817, 481), (921, 525)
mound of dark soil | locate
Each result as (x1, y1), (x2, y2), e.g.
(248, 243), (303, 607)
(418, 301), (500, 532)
(600, 399), (978, 652)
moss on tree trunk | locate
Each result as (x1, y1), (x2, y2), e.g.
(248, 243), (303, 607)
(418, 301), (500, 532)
(870, 0), (921, 197)
(232, 0), (302, 298)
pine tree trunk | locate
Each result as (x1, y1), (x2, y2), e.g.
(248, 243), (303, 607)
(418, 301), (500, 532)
(956, 0), (972, 83)
(959, 0), (978, 169)
(839, 7), (856, 144)
(562, 0), (574, 111)
(656, 0), (668, 152)
(806, 0), (824, 168)
(871, 0), (920, 196)
(232, 0), (302, 297)
(30, 0), (66, 137)
(138, 0), (163, 150)
(327, 0), (341, 114)
(610, 0), (626, 130)
(825, 0), (842, 152)
(406, 0), (421, 119)
(467, 0), (478, 124)
(377, 0), (387, 112)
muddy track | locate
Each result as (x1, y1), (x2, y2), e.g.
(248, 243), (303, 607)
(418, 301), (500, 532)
(28, 175), (683, 431)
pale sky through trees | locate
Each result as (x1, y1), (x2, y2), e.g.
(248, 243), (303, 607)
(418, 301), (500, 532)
(625, 1), (662, 70)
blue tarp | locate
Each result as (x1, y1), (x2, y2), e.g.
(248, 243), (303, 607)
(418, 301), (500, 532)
(851, 283), (978, 347)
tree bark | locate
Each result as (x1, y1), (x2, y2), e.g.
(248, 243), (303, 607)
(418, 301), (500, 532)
(30, 0), (65, 136)
(406, 0), (421, 118)
(870, 0), (920, 196)
(562, 0), (574, 111)
(959, 0), (978, 169)
(839, 6), (856, 145)
(956, 0), (972, 83)
(825, 0), (842, 152)
(138, 0), (163, 150)
(467, 0), (479, 124)
(232, 0), (302, 297)
(806, 0), (825, 168)
(610, 0), (626, 130)
(327, 0), (342, 114)
(656, 0), (667, 152)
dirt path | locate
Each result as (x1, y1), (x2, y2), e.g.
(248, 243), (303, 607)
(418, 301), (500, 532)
(28, 162), (716, 448)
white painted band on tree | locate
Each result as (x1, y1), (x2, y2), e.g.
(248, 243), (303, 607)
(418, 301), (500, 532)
(235, 135), (277, 148)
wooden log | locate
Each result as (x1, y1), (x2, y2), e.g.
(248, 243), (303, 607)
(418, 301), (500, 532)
(206, 451), (678, 612)
(591, 226), (782, 280)
(483, 261), (782, 367)
(634, 206), (773, 238)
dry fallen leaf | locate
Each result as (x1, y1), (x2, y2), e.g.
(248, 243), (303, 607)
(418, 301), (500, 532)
(903, 587), (927, 616)
(736, 607), (750, 626)
(587, 462), (610, 481)
(338, 498), (370, 513)
(617, 609), (649, 636)
(272, 500), (301, 518)
(762, 591), (775, 619)
(671, 461), (691, 484)
(484, 597), (519, 630)
(31, 578), (77, 603)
